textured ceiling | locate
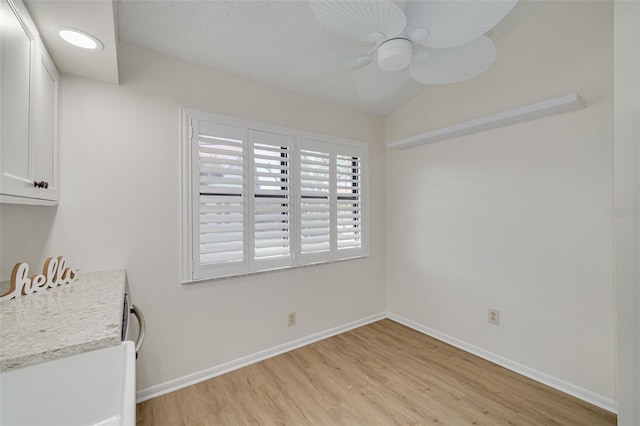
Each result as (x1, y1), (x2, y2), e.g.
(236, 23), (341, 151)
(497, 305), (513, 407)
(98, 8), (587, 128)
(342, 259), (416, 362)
(25, 0), (119, 84)
(116, 1), (545, 116)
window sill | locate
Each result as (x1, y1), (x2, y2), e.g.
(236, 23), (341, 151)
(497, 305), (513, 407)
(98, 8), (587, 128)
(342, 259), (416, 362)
(181, 254), (369, 285)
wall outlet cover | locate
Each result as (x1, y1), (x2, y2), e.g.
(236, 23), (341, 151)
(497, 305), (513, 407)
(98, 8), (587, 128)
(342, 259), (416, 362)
(489, 309), (500, 325)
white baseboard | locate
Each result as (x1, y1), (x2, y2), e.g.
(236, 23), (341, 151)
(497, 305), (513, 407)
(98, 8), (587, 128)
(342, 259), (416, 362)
(137, 311), (617, 415)
(386, 312), (617, 414)
(136, 312), (386, 402)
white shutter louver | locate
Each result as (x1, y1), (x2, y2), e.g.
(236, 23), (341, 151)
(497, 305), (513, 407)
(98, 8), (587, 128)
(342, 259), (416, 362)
(183, 109), (368, 281)
(252, 131), (291, 267)
(336, 154), (362, 251)
(197, 123), (245, 268)
(299, 143), (331, 257)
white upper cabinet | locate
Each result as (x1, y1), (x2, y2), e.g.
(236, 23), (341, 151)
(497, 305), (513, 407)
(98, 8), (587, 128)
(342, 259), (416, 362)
(1, 0), (59, 205)
(31, 45), (59, 199)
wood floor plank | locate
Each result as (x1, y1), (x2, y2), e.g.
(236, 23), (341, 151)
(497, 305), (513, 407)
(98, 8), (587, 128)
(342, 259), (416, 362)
(137, 319), (615, 425)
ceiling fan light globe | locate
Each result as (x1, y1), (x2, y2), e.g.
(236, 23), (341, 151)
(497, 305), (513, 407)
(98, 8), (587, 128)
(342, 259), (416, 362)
(377, 38), (413, 72)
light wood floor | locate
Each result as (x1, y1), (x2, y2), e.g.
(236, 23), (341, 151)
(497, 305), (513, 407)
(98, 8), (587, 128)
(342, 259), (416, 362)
(136, 319), (616, 425)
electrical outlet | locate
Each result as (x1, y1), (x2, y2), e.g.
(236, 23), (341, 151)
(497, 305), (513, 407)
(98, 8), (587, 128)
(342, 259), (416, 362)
(288, 312), (296, 327)
(488, 309), (500, 325)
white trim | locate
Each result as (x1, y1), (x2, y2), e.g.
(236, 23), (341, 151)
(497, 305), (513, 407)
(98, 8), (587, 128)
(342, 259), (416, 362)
(387, 93), (586, 150)
(182, 108), (365, 149)
(137, 311), (617, 413)
(386, 312), (618, 414)
(181, 108), (369, 282)
(0, 193), (57, 206)
(136, 312), (386, 402)
(181, 254), (368, 285)
(180, 111), (193, 282)
(37, 42), (59, 198)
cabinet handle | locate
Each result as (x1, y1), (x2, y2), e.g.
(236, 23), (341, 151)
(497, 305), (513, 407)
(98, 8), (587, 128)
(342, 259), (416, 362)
(32, 181), (49, 189)
(130, 305), (146, 359)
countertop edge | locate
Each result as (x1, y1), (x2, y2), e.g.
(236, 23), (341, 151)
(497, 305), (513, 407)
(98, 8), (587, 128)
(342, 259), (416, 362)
(0, 269), (127, 372)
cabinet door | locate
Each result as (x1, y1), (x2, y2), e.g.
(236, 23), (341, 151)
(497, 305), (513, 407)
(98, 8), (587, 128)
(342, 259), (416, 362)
(31, 46), (59, 200)
(0, 0), (58, 205)
(0, 0), (34, 197)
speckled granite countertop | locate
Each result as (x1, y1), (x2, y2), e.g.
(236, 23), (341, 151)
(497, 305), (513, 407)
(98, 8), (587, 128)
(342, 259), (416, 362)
(0, 269), (126, 371)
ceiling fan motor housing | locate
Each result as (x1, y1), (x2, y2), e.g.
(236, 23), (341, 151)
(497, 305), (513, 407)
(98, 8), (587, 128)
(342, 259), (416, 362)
(304, 0), (518, 100)
(377, 38), (413, 72)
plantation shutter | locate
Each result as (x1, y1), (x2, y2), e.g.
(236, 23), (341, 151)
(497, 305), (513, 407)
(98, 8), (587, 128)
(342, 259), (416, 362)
(335, 145), (365, 259)
(194, 121), (248, 279)
(183, 109), (368, 282)
(298, 138), (332, 264)
(251, 130), (292, 270)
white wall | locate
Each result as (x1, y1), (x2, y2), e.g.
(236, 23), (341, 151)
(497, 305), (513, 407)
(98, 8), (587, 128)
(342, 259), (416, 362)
(385, 1), (615, 403)
(0, 43), (386, 390)
(0, 0), (627, 411)
(613, 1), (640, 424)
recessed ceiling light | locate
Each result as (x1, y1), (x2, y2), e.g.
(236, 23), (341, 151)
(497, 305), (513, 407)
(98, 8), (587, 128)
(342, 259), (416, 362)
(57, 27), (103, 51)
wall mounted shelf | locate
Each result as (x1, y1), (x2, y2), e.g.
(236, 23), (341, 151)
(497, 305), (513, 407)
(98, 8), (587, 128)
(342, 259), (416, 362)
(386, 93), (586, 150)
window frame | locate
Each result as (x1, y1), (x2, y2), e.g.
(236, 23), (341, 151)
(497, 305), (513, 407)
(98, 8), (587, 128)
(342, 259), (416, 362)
(181, 108), (369, 283)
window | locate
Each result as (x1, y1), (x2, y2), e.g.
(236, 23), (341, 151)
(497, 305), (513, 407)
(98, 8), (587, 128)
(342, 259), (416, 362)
(182, 109), (369, 282)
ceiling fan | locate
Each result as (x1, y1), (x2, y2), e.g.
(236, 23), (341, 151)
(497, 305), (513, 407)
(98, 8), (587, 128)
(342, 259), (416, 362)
(295, 0), (517, 101)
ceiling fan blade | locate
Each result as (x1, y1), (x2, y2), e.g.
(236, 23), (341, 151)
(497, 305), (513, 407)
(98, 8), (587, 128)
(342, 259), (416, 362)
(309, 0), (407, 43)
(294, 51), (372, 79)
(409, 35), (496, 85)
(404, 0), (517, 49)
(357, 68), (413, 101)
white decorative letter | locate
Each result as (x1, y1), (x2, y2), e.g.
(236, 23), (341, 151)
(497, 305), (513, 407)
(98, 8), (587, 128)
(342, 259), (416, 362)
(0, 263), (30, 301)
(44, 257), (59, 289)
(0, 258), (79, 302)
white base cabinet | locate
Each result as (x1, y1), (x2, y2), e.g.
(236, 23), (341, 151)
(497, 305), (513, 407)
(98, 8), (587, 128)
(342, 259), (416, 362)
(1, 0), (59, 205)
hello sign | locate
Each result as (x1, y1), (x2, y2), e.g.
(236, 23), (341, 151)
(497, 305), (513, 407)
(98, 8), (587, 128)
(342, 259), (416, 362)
(0, 257), (79, 302)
